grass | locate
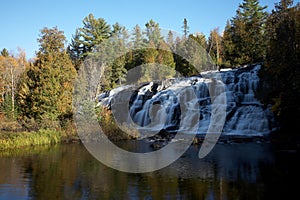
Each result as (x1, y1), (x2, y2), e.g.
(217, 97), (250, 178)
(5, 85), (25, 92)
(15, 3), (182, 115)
(0, 129), (62, 150)
(0, 107), (139, 151)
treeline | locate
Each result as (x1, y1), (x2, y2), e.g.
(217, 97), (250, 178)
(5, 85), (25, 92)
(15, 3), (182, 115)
(0, 0), (299, 134)
(260, 0), (300, 133)
(0, 28), (76, 131)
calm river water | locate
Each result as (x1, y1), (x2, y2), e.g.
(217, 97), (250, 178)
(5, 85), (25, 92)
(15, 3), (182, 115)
(0, 140), (298, 199)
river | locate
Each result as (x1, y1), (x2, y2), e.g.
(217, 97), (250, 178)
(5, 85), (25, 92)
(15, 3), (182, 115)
(0, 140), (298, 200)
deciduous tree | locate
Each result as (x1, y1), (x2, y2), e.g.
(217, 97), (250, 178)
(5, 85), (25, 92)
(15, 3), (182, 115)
(0, 49), (26, 119)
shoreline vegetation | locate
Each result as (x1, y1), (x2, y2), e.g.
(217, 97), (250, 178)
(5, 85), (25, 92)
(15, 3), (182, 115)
(0, 107), (137, 150)
(0, 129), (60, 150)
(1, 128), (299, 152)
(0, 129), (79, 151)
(0, 0), (299, 151)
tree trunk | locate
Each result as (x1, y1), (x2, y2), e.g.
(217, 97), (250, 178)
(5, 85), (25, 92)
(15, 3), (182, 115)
(10, 65), (14, 119)
(216, 37), (220, 65)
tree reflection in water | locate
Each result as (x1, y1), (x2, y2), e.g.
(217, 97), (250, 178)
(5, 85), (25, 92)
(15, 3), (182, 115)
(0, 141), (298, 200)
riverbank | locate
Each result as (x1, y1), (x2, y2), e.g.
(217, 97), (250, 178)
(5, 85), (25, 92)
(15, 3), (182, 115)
(0, 129), (79, 150)
(1, 125), (299, 152)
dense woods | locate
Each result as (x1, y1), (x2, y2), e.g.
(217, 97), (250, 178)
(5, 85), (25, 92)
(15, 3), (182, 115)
(0, 0), (299, 137)
(261, 0), (300, 133)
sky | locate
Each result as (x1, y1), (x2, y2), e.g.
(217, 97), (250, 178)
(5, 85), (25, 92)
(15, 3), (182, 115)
(0, 0), (282, 59)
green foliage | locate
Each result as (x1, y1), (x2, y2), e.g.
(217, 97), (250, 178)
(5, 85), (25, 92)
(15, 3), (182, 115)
(182, 18), (189, 38)
(132, 25), (144, 49)
(145, 19), (163, 46)
(130, 20), (176, 82)
(1, 48), (9, 57)
(223, 0), (268, 66)
(1, 94), (19, 119)
(68, 29), (82, 71)
(17, 27), (76, 129)
(0, 51), (25, 120)
(86, 19), (177, 90)
(139, 40), (176, 82)
(109, 23), (129, 88)
(0, 129), (61, 150)
(68, 13), (111, 70)
(3, 5), (299, 142)
(260, 0), (300, 131)
(175, 33), (209, 76)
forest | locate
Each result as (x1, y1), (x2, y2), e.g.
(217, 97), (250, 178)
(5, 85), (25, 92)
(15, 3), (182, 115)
(0, 0), (299, 144)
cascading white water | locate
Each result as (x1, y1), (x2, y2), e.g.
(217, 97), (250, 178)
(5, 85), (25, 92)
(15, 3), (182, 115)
(221, 65), (276, 135)
(97, 64), (277, 136)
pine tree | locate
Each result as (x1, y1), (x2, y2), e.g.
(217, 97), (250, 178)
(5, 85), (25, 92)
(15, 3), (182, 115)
(18, 27), (76, 128)
(1, 48), (9, 57)
(189, 32), (207, 49)
(68, 14), (111, 70)
(166, 30), (175, 51)
(182, 18), (189, 38)
(262, 0), (300, 131)
(79, 14), (111, 57)
(223, 0), (268, 66)
(145, 19), (163, 46)
(68, 29), (82, 71)
(175, 33), (208, 75)
(130, 24), (145, 68)
(124, 24), (145, 82)
(132, 25), (144, 49)
(110, 23), (128, 88)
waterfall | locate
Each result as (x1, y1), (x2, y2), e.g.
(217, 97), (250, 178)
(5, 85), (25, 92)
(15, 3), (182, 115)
(97, 64), (277, 136)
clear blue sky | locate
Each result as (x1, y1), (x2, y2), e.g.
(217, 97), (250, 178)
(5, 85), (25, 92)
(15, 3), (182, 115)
(0, 0), (281, 59)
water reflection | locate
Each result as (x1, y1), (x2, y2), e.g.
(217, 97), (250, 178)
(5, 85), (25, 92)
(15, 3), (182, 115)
(0, 141), (298, 199)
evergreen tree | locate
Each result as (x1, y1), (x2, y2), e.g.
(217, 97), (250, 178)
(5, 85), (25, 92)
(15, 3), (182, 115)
(182, 18), (189, 38)
(175, 33), (208, 76)
(132, 25), (144, 49)
(261, 0), (300, 132)
(68, 14), (111, 70)
(18, 27), (76, 128)
(189, 32), (207, 49)
(166, 30), (175, 51)
(156, 40), (176, 77)
(1, 48), (9, 57)
(68, 29), (82, 71)
(110, 23), (128, 87)
(130, 24), (145, 68)
(145, 19), (163, 46)
(79, 14), (111, 57)
(124, 24), (145, 82)
(223, 0), (268, 66)
(222, 21), (236, 66)
(141, 40), (176, 82)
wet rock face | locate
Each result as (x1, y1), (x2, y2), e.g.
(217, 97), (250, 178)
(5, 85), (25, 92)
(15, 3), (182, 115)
(97, 64), (278, 138)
